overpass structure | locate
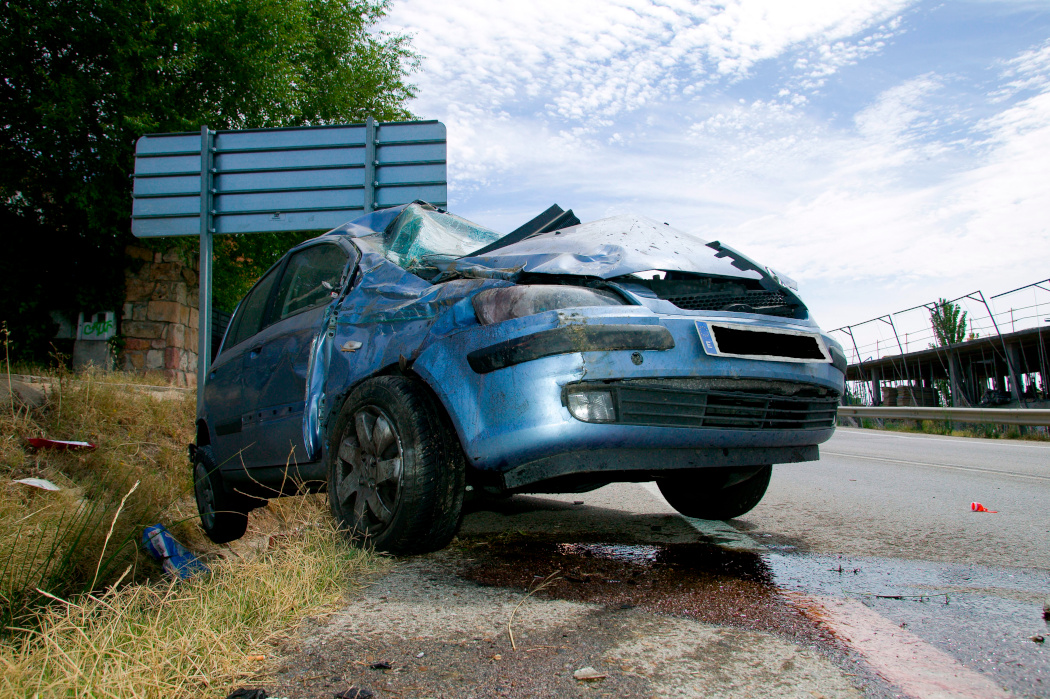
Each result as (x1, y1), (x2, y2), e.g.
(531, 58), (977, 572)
(843, 324), (1050, 407)
(832, 280), (1050, 408)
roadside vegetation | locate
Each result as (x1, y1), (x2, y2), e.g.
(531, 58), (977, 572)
(1, 364), (385, 696)
(1, 0), (420, 363)
(1, 366), (195, 626)
(840, 417), (1049, 441)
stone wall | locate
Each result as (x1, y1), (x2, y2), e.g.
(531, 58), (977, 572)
(121, 245), (199, 386)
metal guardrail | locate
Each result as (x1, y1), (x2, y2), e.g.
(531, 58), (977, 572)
(838, 406), (1050, 426)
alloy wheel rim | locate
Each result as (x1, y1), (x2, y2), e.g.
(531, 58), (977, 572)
(334, 406), (404, 537)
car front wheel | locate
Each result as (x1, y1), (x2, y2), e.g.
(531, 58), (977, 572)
(657, 465), (772, 520)
(328, 376), (465, 554)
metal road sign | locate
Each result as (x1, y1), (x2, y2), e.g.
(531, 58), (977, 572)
(132, 119), (446, 236)
(129, 118), (447, 405)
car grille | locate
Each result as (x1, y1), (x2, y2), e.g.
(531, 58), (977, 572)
(659, 289), (795, 316)
(600, 383), (838, 429)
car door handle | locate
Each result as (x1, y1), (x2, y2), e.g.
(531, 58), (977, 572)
(248, 345), (263, 358)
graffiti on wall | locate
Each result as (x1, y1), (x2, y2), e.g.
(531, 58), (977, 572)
(76, 311), (116, 341)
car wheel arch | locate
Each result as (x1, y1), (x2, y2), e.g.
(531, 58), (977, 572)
(323, 364), (469, 465)
(195, 418), (212, 448)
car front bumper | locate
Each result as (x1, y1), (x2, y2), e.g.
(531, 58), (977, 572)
(411, 306), (844, 490)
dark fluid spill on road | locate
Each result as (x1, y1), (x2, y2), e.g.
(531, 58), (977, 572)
(459, 535), (834, 646)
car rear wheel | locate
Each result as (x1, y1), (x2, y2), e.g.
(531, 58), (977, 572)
(657, 465), (772, 520)
(328, 376), (465, 554)
(193, 445), (257, 544)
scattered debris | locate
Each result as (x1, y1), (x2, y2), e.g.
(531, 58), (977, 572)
(225, 689), (267, 699)
(1043, 597), (1049, 620)
(1032, 635), (1045, 644)
(368, 661), (392, 670)
(573, 666), (607, 681)
(27, 437), (96, 451)
(246, 654), (266, 662)
(335, 688), (374, 699)
(415, 652), (424, 658)
(141, 524), (208, 579)
(12, 477), (61, 491)
(492, 654), (502, 661)
(970, 502), (997, 513)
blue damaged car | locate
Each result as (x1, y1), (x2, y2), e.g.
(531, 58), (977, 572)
(191, 201), (847, 552)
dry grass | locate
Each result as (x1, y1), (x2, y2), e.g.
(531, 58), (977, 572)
(1, 363), (391, 698)
(1, 367), (197, 624)
(0, 498), (386, 698)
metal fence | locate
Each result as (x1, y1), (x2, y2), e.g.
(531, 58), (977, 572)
(830, 279), (1050, 406)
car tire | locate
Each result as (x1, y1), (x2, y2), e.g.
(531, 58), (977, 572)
(193, 445), (255, 544)
(657, 465), (772, 520)
(328, 375), (465, 554)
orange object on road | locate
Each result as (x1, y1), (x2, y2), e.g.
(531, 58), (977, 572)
(971, 502), (997, 513)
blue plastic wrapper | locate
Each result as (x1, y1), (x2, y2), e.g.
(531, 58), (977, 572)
(141, 524), (209, 579)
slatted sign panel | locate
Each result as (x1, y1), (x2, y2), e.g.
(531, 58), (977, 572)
(131, 120), (447, 238)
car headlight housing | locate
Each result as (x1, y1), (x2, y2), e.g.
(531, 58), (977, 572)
(472, 285), (626, 325)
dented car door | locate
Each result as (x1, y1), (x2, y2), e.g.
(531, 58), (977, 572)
(238, 241), (353, 469)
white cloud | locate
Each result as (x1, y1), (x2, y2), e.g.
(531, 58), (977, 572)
(386, 0), (912, 122)
(993, 38), (1050, 99)
(378, 2), (1050, 329)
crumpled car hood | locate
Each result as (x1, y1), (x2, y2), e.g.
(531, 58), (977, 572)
(447, 214), (764, 282)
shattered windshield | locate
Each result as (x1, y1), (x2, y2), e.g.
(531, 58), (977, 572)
(378, 203), (503, 272)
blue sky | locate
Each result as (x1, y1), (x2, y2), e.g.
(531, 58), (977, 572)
(383, 1), (1050, 333)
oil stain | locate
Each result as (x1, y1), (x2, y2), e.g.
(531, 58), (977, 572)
(459, 535), (833, 646)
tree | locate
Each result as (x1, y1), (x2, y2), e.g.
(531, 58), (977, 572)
(0, 0), (418, 359)
(929, 298), (970, 347)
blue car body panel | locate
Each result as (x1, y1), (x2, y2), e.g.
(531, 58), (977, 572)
(199, 203), (846, 494)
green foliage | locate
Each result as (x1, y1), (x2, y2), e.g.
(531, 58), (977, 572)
(213, 231), (318, 312)
(929, 298), (969, 347)
(0, 0), (418, 361)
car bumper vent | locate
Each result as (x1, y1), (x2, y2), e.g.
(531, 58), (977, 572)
(660, 289), (795, 317)
(615, 386), (839, 430)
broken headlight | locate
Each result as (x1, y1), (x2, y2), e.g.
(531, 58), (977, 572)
(471, 285), (626, 325)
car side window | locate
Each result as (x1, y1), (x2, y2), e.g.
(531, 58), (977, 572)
(273, 243), (350, 321)
(224, 263), (281, 350)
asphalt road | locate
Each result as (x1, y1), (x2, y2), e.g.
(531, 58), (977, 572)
(455, 426), (1050, 698)
(744, 426), (1050, 570)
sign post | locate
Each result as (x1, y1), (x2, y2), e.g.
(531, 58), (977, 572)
(197, 126), (216, 394)
(130, 119), (447, 407)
